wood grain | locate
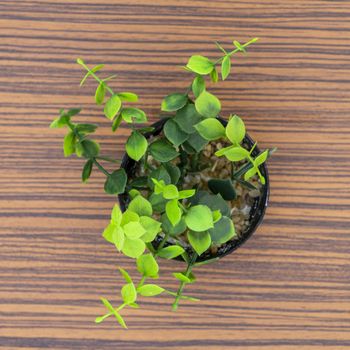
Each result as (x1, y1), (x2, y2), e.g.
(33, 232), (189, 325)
(1, 0), (350, 349)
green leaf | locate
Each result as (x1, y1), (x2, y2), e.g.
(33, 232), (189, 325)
(121, 283), (137, 304)
(161, 93), (188, 112)
(125, 131), (148, 161)
(244, 166), (257, 181)
(121, 107), (147, 123)
(187, 230), (212, 255)
(185, 205), (214, 232)
(104, 94), (122, 120)
(192, 75), (206, 98)
(128, 195), (153, 217)
(166, 199), (182, 226)
(185, 131), (207, 153)
(178, 189), (196, 199)
(190, 191), (231, 217)
(148, 166), (171, 190)
(77, 139), (100, 158)
(161, 214), (187, 236)
(121, 210), (139, 226)
(221, 55), (231, 80)
(112, 113), (123, 132)
(173, 272), (191, 283)
(102, 222), (117, 244)
(217, 146), (248, 161)
(255, 150), (269, 166)
(149, 193), (167, 213)
(208, 179), (236, 200)
(209, 216), (236, 244)
(174, 104), (203, 134)
(79, 64), (104, 86)
(95, 313), (111, 324)
(226, 115), (246, 144)
(128, 302), (139, 308)
(140, 216), (161, 242)
(195, 91), (221, 118)
(82, 159), (93, 182)
(163, 184), (179, 200)
(111, 205), (122, 226)
(104, 169), (127, 195)
(63, 131), (76, 157)
(148, 139), (179, 163)
(137, 284), (164, 296)
(136, 253), (159, 278)
(123, 221), (146, 239)
(99, 298), (127, 328)
(157, 245), (185, 259)
(75, 123), (98, 134)
(162, 163), (181, 185)
(117, 92), (138, 102)
(210, 67), (218, 83)
(118, 267), (133, 283)
(186, 55), (214, 75)
(114, 227), (125, 251)
(95, 82), (105, 105)
(233, 40), (246, 52)
(122, 237), (145, 258)
(164, 119), (189, 147)
(212, 209), (222, 223)
(195, 118), (225, 141)
(129, 176), (148, 189)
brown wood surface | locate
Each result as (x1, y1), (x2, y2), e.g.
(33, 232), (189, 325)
(1, 0), (350, 349)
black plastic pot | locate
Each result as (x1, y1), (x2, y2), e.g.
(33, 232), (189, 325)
(119, 117), (269, 262)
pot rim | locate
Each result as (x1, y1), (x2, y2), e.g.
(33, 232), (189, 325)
(119, 117), (269, 262)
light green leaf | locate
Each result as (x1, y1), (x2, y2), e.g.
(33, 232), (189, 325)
(137, 284), (164, 297)
(163, 184), (179, 200)
(111, 205), (122, 226)
(82, 159), (93, 182)
(209, 216), (236, 244)
(117, 92), (138, 102)
(104, 169), (127, 195)
(195, 118), (225, 141)
(128, 195), (153, 217)
(126, 131), (148, 161)
(95, 82), (105, 105)
(221, 55), (231, 80)
(192, 75), (206, 98)
(114, 227), (125, 251)
(161, 93), (188, 112)
(178, 189), (196, 199)
(212, 210), (222, 223)
(164, 119), (189, 147)
(102, 223), (117, 244)
(95, 313), (111, 324)
(195, 91), (221, 118)
(148, 139), (179, 163)
(121, 283), (137, 304)
(210, 67), (218, 83)
(75, 123), (98, 134)
(244, 166), (258, 181)
(63, 131), (76, 157)
(220, 146), (248, 161)
(123, 221), (146, 239)
(226, 115), (246, 144)
(104, 94), (122, 120)
(121, 210), (139, 226)
(174, 104), (203, 134)
(233, 40), (246, 52)
(128, 302), (139, 308)
(151, 177), (167, 194)
(121, 107), (147, 123)
(118, 267), (133, 283)
(100, 298), (127, 328)
(140, 216), (161, 242)
(185, 205), (214, 232)
(255, 150), (269, 166)
(79, 64), (104, 86)
(157, 245), (185, 259)
(122, 237), (145, 258)
(186, 55), (214, 75)
(187, 230), (212, 256)
(161, 214), (187, 236)
(190, 191), (231, 217)
(173, 272), (191, 283)
(166, 199), (182, 226)
(137, 253), (159, 278)
(112, 113), (123, 132)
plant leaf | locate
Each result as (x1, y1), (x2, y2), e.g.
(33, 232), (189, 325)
(104, 94), (122, 120)
(255, 150), (269, 166)
(104, 169), (127, 195)
(95, 82), (105, 105)
(148, 139), (179, 163)
(166, 199), (181, 226)
(117, 92), (138, 102)
(161, 93), (188, 112)
(190, 191), (231, 217)
(122, 237), (145, 258)
(161, 214), (187, 236)
(210, 67), (218, 83)
(128, 195), (153, 217)
(192, 75), (206, 98)
(209, 216), (236, 244)
(63, 131), (76, 157)
(157, 245), (185, 259)
(226, 115), (245, 144)
(185, 131), (207, 152)
(140, 216), (161, 242)
(121, 107), (147, 123)
(185, 205), (214, 232)
(186, 55), (214, 75)
(208, 179), (236, 200)
(82, 159), (93, 182)
(174, 104), (203, 134)
(221, 55), (231, 80)
(126, 131), (148, 161)
(123, 221), (146, 239)
(195, 91), (221, 118)
(187, 230), (212, 256)
(163, 184), (179, 200)
(164, 119), (189, 147)
(79, 64), (104, 86)
(77, 139), (100, 158)
(137, 284), (164, 297)
(173, 272), (191, 283)
(118, 267), (133, 284)
(178, 189), (196, 199)
(137, 253), (159, 278)
(195, 118), (225, 140)
(162, 163), (181, 185)
(121, 283), (137, 304)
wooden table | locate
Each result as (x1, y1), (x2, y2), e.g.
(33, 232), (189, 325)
(1, 1), (350, 349)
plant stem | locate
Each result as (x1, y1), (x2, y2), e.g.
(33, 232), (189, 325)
(92, 158), (110, 177)
(157, 231), (170, 251)
(137, 276), (146, 289)
(172, 252), (197, 311)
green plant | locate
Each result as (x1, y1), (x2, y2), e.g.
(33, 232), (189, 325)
(51, 37), (275, 328)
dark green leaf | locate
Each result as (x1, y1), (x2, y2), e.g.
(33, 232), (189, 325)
(185, 131), (207, 152)
(192, 76), (206, 98)
(104, 169), (127, 195)
(148, 165), (171, 189)
(174, 104), (203, 134)
(82, 159), (93, 182)
(164, 119), (189, 147)
(209, 216), (236, 244)
(195, 91), (221, 119)
(161, 93), (188, 112)
(112, 113), (123, 132)
(162, 163), (181, 185)
(148, 139), (179, 163)
(77, 139), (100, 158)
(126, 131), (148, 161)
(190, 191), (230, 217)
(161, 214), (187, 236)
(149, 193), (167, 213)
(208, 179), (236, 200)
(129, 176), (148, 188)
(75, 123), (98, 134)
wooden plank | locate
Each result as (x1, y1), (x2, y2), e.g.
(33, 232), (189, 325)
(0, 0), (349, 348)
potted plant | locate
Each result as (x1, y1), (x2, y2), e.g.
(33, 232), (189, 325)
(50, 37), (275, 328)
